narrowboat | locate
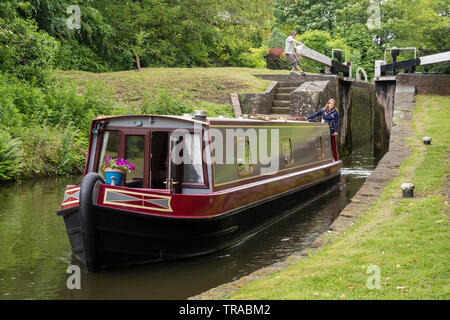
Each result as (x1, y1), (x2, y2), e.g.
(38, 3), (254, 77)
(57, 112), (341, 271)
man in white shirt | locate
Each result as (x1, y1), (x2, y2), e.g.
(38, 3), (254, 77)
(285, 31), (305, 77)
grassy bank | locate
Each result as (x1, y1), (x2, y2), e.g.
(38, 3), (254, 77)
(226, 95), (449, 300)
(56, 67), (288, 106)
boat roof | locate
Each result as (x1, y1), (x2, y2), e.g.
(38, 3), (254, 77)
(94, 114), (318, 127)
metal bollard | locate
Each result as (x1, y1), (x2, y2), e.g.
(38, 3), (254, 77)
(423, 137), (432, 145)
(401, 183), (415, 198)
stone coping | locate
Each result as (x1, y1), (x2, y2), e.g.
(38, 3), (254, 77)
(189, 86), (416, 301)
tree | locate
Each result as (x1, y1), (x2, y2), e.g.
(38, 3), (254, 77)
(131, 30), (148, 71)
(274, 0), (345, 34)
(265, 27), (287, 49)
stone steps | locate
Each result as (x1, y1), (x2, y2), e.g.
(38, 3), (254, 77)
(269, 82), (301, 115)
(273, 100), (290, 108)
(276, 88), (297, 95)
(274, 93), (291, 100)
(271, 106), (290, 114)
(278, 81), (301, 88)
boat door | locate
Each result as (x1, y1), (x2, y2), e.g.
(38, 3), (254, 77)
(150, 131), (182, 193)
(167, 133), (183, 194)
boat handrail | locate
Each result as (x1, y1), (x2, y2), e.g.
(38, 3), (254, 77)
(241, 114), (287, 121)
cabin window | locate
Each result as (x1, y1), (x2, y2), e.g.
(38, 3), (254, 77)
(182, 133), (204, 184)
(98, 131), (119, 173)
(125, 135), (145, 183)
(281, 137), (294, 167)
(236, 138), (253, 177)
(315, 136), (324, 160)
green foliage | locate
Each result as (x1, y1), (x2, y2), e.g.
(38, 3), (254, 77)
(274, 0), (448, 78)
(0, 74), (23, 131)
(239, 46), (269, 69)
(265, 27), (287, 49)
(140, 89), (234, 118)
(131, 30), (149, 60)
(0, 17), (59, 83)
(299, 30), (332, 51)
(192, 101), (235, 118)
(0, 0), (274, 71)
(0, 70), (119, 178)
(55, 40), (109, 72)
(16, 125), (86, 177)
(0, 130), (22, 180)
(141, 89), (195, 116)
(381, 0), (450, 53)
(266, 52), (289, 70)
(275, 0), (345, 34)
(298, 30), (332, 73)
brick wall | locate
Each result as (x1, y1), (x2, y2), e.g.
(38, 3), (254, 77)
(396, 74), (450, 95)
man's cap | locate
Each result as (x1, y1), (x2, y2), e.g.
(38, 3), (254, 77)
(290, 31), (296, 35)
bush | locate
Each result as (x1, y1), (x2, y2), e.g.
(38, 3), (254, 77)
(266, 51), (289, 70)
(43, 79), (118, 134)
(0, 17), (59, 83)
(0, 72), (119, 136)
(298, 30), (332, 73)
(0, 74), (23, 131)
(0, 130), (22, 181)
(140, 89), (234, 118)
(265, 27), (287, 49)
(191, 101), (234, 118)
(16, 125), (87, 178)
(141, 89), (195, 115)
(55, 40), (109, 73)
(238, 46), (269, 69)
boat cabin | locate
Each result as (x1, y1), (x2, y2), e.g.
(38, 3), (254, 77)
(85, 114), (336, 195)
(58, 112), (341, 271)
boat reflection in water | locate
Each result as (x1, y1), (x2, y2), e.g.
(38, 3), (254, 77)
(57, 112), (341, 272)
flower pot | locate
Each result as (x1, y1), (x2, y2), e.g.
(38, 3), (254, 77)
(269, 48), (284, 55)
(104, 168), (126, 185)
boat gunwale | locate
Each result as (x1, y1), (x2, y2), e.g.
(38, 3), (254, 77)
(92, 160), (341, 220)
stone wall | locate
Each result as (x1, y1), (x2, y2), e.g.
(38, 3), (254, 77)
(375, 80), (396, 149)
(254, 74), (339, 82)
(344, 81), (377, 154)
(236, 74), (389, 158)
(290, 79), (339, 117)
(396, 74), (450, 96)
(238, 81), (278, 115)
(288, 77), (385, 157)
(337, 80), (387, 156)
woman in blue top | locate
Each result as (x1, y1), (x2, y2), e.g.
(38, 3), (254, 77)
(307, 98), (339, 136)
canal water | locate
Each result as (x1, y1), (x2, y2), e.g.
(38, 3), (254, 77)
(0, 148), (384, 300)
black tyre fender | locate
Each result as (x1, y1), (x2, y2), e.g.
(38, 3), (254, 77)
(79, 172), (104, 272)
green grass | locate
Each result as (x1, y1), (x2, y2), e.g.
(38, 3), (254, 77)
(226, 95), (450, 300)
(55, 67), (289, 106)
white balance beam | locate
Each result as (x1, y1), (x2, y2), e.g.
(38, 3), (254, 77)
(296, 45), (332, 67)
(420, 51), (450, 66)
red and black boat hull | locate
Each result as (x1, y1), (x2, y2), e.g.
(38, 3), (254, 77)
(57, 173), (340, 272)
